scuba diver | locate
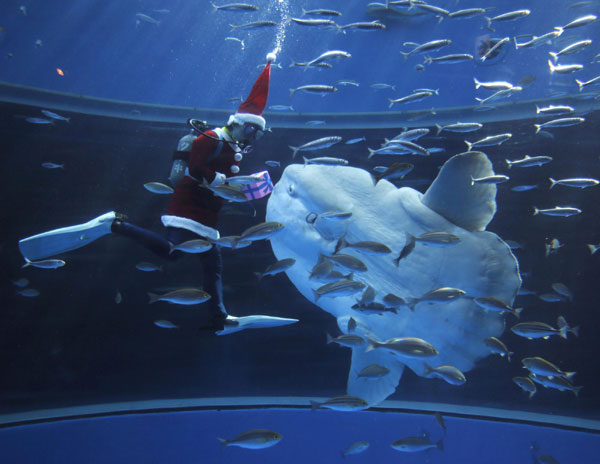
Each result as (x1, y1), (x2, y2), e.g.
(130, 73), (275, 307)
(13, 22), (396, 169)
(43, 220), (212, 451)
(18, 54), (297, 334)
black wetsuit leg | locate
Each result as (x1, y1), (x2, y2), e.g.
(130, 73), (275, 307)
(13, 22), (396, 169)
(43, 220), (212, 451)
(111, 220), (172, 258)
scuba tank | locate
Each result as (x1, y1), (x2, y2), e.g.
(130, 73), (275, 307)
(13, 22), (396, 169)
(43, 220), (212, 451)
(168, 119), (209, 187)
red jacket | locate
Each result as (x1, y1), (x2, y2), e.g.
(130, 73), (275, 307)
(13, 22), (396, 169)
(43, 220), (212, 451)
(165, 129), (241, 232)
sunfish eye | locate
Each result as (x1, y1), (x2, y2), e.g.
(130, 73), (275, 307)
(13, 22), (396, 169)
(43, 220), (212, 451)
(288, 184), (295, 195)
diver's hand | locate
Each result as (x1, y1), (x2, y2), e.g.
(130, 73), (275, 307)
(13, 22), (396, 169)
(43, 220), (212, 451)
(211, 172), (227, 186)
(177, 133), (196, 152)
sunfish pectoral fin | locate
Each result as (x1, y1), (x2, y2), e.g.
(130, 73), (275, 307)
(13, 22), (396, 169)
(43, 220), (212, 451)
(215, 314), (299, 336)
(346, 347), (405, 407)
(422, 151), (497, 232)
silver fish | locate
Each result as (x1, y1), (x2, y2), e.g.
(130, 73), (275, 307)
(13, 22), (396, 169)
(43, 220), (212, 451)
(485, 10), (530, 30)
(414, 231), (461, 247)
(147, 288), (210, 305)
(551, 283), (573, 300)
(326, 333), (366, 347)
(345, 137), (366, 144)
(342, 441), (370, 456)
(144, 182), (174, 194)
(535, 104), (574, 115)
(302, 156), (348, 166)
(154, 319), (179, 329)
(473, 78), (515, 90)
(357, 364), (390, 379)
(265, 160), (280, 167)
(170, 239), (212, 254)
(326, 253), (368, 272)
(335, 237), (392, 255)
(136, 13), (160, 24)
(392, 128), (430, 141)
(548, 60), (583, 74)
(513, 376), (537, 398)
(203, 184), (249, 202)
(239, 221), (285, 242)
(218, 429), (282, 449)
(307, 50), (351, 67)
(382, 293), (407, 309)
(302, 8), (341, 17)
(291, 17), (335, 27)
(11, 278), (29, 288)
(534, 117), (585, 133)
(484, 337), (513, 361)
(25, 117), (53, 124)
(230, 20), (278, 30)
(448, 8), (486, 19)
(549, 177), (599, 189)
(18, 288), (40, 297)
(511, 321), (565, 339)
(136, 261), (162, 272)
(227, 174), (265, 185)
(366, 336), (439, 358)
(313, 280), (366, 301)
(310, 395), (369, 411)
(41, 110), (70, 122)
(424, 54), (473, 64)
(289, 136), (342, 158)
(522, 357), (575, 379)
(211, 235), (252, 249)
(576, 75), (600, 91)
(388, 91), (435, 108)
(557, 315), (579, 338)
(212, 3), (259, 11)
(41, 162), (64, 169)
(400, 40), (452, 59)
(373, 162), (414, 181)
(530, 374), (583, 397)
(475, 87), (522, 104)
(511, 184), (538, 192)
(471, 174), (510, 185)
(506, 155), (552, 168)
(391, 436), (443, 452)
(465, 133), (512, 151)
(255, 258), (296, 280)
(533, 206), (582, 217)
(394, 233), (416, 266)
(563, 14), (597, 29)
(424, 363), (466, 385)
(23, 258), (65, 269)
(514, 30), (563, 50)
(336, 21), (386, 33)
(474, 296), (522, 318)
(481, 37), (510, 61)
(289, 85), (338, 97)
(549, 40), (592, 62)
(435, 122), (482, 135)
(384, 139), (430, 156)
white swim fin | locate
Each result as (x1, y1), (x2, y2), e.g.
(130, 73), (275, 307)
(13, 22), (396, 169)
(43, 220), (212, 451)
(215, 314), (299, 336)
(18, 211), (116, 260)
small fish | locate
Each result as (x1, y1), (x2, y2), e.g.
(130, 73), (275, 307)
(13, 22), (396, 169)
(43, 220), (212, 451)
(357, 364), (390, 379)
(392, 128), (430, 141)
(154, 319), (179, 329)
(511, 321), (565, 340)
(170, 239), (212, 254)
(355, 285), (375, 306)
(535, 104), (574, 116)
(302, 8), (341, 17)
(366, 336), (438, 358)
(148, 288), (211, 305)
(557, 316), (579, 338)
(473, 296), (522, 318)
(424, 363), (466, 386)
(336, 21), (386, 33)
(563, 14), (597, 29)
(576, 75), (600, 91)
(115, 290), (122, 304)
(506, 155), (552, 168)
(424, 54), (473, 64)
(18, 288), (40, 297)
(548, 60), (583, 74)
(347, 317), (357, 332)
(41, 162), (64, 169)
(342, 441), (369, 457)
(513, 376), (537, 398)
(302, 156), (348, 166)
(391, 436), (443, 452)
(435, 122), (482, 134)
(25, 117), (53, 124)
(394, 232), (416, 266)
(414, 231), (461, 247)
(41, 110), (70, 122)
(435, 412), (446, 431)
(533, 206), (582, 217)
(136, 13), (160, 25)
(400, 40), (452, 60)
(530, 374), (583, 397)
(484, 337), (513, 361)
(255, 258), (296, 280)
(473, 78), (514, 90)
(382, 293), (407, 309)
(471, 174), (510, 185)
(305, 120), (326, 126)
(335, 237), (391, 255)
(19, 5), (27, 15)
(538, 292), (565, 303)
(448, 8), (486, 19)
(370, 83), (396, 90)
(289, 136), (342, 158)
(316, 211), (353, 221)
(307, 50), (352, 67)
(218, 429), (282, 449)
(327, 333), (366, 348)
(545, 238), (564, 256)
(373, 162), (414, 182)
(549, 40), (592, 63)
(514, 29), (563, 50)
(211, 235), (252, 249)
(465, 133), (512, 151)
(136, 262), (162, 272)
(345, 137), (366, 144)
(203, 184), (249, 202)
(310, 395), (369, 411)
(22, 257), (65, 269)
(481, 37), (510, 61)
(144, 182), (174, 194)
(522, 357), (575, 379)
(535, 117), (585, 133)
(313, 280), (365, 300)
(238, 221), (285, 242)
(289, 85), (338, 97)
(511, 184), (538, 192)
(225, 37), (245, 49)
(587, 243), (600, 255)
(549, 177), (599, 189)
(226, 174), (264, 185)
(475, 87), (522, 104)
(230, 20), (277, 30)
(265, 160), (280, 167)
(551, 283), (573, 301)
(268, 105), (293, 111)
(388, 91), (436, 108)
(212, 3), (259, 12)
(485, 10), (530, 30)
(11, 278), (29, 288)
(291, 17), (335, 27)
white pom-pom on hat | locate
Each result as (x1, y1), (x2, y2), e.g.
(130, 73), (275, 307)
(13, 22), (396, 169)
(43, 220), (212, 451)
(266, 52), (276, 62)
(230, 165), (240, 174)
(234, 152), (242, 161)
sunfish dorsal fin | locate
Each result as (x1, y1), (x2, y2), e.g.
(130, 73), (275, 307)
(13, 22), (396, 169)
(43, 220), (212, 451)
(422, 151), (496, 231)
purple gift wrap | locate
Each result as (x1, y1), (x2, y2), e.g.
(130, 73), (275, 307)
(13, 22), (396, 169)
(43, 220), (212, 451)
(241, 171), (274, 200)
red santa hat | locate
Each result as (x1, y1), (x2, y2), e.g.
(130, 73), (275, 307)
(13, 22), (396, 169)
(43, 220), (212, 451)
(227, 53), (274, 131)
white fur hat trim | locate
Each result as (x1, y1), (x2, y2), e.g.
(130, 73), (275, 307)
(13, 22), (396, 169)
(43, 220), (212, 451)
(227, 113), (266, 130)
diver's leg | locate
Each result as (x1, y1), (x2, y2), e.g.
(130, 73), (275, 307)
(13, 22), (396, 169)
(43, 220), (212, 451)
(200, 245), (233, 330)
(111, 219), (172, 258)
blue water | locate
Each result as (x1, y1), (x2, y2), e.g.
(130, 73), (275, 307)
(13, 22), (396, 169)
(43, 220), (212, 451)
(1, 407), (598, 464)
